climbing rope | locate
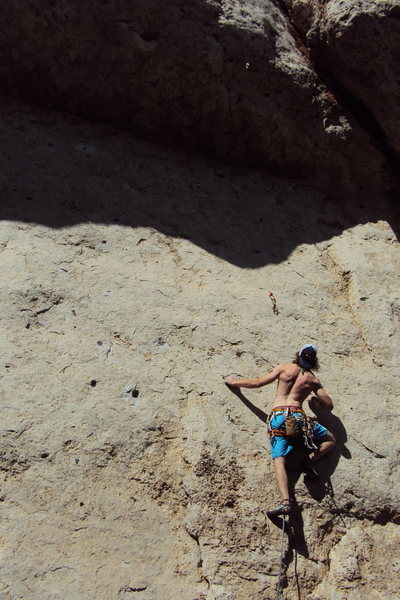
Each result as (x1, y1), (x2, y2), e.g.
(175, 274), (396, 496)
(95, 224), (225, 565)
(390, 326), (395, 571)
(269, 292), (279, 315)
(276, 515), (287, 600)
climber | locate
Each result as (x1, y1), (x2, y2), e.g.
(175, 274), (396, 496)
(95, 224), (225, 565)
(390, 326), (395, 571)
(224, 344), (336, 516)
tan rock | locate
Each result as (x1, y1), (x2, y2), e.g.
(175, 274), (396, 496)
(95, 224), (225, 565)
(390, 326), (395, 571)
(0, 99), (399, 599)
(310, 523), (400, 600)
(284, 0), (400, 154)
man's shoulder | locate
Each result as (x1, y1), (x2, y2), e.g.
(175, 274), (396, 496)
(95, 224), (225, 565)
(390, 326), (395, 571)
(309, 372), (322, 385)
(278, 363), (300, 374)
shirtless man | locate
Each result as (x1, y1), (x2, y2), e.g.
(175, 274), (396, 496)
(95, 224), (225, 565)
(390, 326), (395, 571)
(224, 345), (336, 515)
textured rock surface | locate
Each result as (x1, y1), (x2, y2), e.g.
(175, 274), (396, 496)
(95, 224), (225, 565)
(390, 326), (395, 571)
(0, 0), (393, 197)
(0, 100), (399, 599)
(309, 523), (400, 600)
(283, 0), (400, 155)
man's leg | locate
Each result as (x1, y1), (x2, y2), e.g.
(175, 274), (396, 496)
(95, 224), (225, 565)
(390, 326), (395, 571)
(267, 429), (293, 515)
(266, 456), (292, 516)
(308, 431), (336, 462)
(273, 457), (290, 503)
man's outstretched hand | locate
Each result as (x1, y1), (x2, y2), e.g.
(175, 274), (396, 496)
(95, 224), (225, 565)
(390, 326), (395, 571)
(223, 377), (241, 395)
(222, 377), (267, 423)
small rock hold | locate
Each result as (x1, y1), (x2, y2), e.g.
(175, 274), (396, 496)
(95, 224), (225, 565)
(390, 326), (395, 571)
(123, 385), (139, 400)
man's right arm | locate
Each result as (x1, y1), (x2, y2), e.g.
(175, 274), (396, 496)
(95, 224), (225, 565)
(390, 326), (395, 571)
(313, 385), (334, 411)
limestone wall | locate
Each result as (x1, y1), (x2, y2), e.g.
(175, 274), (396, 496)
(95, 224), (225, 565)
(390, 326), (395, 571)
(0, 1), (399, 598)
(0, 100), (398, 599)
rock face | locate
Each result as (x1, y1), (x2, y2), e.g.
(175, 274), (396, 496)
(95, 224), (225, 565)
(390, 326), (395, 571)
(283, 0), (400, 155)
(0, 0), (395, 197)
(0, 100), (399, 599)
(0, 1), (399, 598)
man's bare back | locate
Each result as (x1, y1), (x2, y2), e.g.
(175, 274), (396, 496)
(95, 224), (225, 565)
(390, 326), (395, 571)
(224, 363), (333, 411)
(273, 363), (322, 407)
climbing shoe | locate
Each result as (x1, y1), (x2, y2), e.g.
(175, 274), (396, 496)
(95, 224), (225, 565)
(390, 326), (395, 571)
(303, 459), (319, 481)
(266, 500), (293, 516)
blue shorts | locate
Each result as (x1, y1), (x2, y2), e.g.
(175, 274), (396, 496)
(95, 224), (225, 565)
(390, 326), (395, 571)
(269, 410), (328, 459)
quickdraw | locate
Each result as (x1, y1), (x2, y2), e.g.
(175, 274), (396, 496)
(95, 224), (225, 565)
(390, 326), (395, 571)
(269, 292), (279, 315)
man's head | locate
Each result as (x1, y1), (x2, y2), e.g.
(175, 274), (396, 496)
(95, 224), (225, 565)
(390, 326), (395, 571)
(295, 344), (318, 370)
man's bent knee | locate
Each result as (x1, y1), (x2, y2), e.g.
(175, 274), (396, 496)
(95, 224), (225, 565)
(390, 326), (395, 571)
(326, 431), (336, 445)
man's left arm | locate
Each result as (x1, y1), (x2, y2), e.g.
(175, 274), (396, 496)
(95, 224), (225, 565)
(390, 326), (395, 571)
(309, 383), (334, 411)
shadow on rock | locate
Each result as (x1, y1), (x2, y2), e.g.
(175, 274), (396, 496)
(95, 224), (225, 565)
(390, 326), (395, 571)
(303, 407), (350, 503)
(312, 406), (350, 465)
(267, 499), (309, 560)
(0, 100), (398, 269)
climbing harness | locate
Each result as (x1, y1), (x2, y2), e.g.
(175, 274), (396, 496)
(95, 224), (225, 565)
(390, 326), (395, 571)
(269, 292), (279, 315)
(267, 406), (318, 451)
